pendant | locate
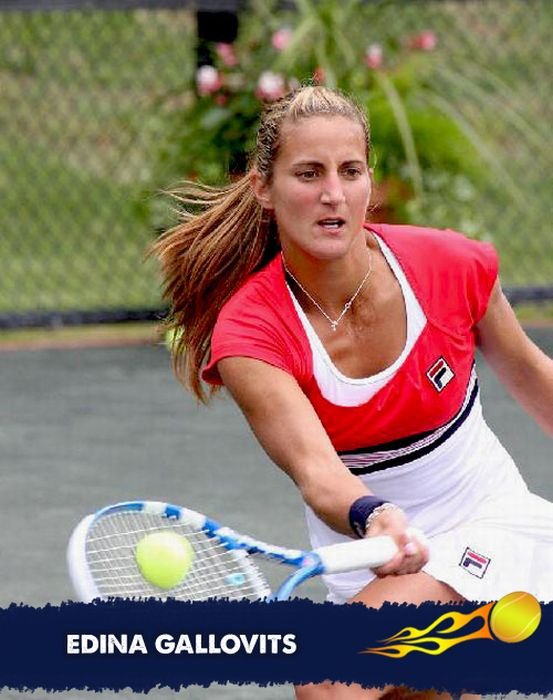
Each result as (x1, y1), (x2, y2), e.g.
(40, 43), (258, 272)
(330, 321), (338, 332)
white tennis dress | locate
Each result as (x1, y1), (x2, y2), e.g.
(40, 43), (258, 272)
(298, 236), (553, 604)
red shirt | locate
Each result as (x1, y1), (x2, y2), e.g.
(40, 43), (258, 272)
(202, 224), (498, 452)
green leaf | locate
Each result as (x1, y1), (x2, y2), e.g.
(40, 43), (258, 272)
(373, 71), (424, 198)
(274, 15), (319, 72)
(424, 91), (526, 208)
(199, 107), (231, 131)
(435, 63), (549, 149)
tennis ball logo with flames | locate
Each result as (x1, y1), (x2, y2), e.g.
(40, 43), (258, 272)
(365, 592), (542, 657)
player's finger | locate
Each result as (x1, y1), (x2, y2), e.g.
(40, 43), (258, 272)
(406, 527), (430, 565)
(375, 537), (428, 576)
(407, 527), (429, 549)
(372, 551), (404, 577)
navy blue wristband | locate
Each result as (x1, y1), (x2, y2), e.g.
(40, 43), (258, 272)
(348, 495), (389, 538)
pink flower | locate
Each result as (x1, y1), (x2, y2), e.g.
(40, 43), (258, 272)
(255, 71), (286, 101)
(271, 27), (293, 52)
(312, 67), (325, 84)
(216, 42), (238, 67)
(365, 43), (383, 70)
(409, 30), (438, 51)
(196, 65), (223, 96)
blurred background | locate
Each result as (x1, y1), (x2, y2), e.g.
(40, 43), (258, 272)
(0, 0), (551, 338)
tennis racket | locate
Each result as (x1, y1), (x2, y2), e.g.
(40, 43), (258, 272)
(67, 500), (398, 602)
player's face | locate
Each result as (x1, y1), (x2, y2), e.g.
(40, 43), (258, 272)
(253, 115), (371, 262)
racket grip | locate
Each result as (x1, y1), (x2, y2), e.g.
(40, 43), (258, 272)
(313, 536), (398, 574)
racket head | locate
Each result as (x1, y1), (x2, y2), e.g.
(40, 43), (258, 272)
(67, 501), (271, 602)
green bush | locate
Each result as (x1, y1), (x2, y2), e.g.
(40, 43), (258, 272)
(153, 0), (498, 236)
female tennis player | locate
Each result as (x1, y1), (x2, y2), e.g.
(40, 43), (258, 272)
(151, 86), (553, 699)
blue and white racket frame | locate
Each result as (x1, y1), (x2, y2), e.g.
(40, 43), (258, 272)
(67, 500), (399, 602)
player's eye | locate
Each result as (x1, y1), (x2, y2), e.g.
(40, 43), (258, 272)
(297, 170), (318, 180)
(343, 167), (362, 178)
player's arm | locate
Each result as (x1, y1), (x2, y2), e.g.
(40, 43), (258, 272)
(218, 356), (427, 575)
(476, 278), (553, 436)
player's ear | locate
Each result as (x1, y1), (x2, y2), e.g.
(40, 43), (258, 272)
(250, 169), (273, 210)
(368, 166), (375, 186)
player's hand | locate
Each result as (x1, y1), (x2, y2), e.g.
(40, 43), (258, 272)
(366, 507), (429, 576)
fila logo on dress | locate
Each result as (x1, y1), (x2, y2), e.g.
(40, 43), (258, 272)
(426, 357), (455, 392)
(459, 547), (491, 578)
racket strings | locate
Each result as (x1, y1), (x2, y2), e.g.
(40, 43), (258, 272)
(85, 512), (270, 601)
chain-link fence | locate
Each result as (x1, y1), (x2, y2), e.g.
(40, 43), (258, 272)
(1, 0), (551, 328)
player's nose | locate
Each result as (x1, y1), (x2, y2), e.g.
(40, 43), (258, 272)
(320, 173), (345, 205)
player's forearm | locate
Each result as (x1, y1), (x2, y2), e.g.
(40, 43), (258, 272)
(218, 358), (391, 535)
(249, 424), (373, 536)
(483, 338), (553, 436)
(294, 457), (375, 536)
(505, 348), (553, 436)
(476, 284), (553, 437)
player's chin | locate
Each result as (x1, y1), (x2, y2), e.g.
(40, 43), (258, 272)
(309, 232), (357, 258)
(309, 245), (351, 263)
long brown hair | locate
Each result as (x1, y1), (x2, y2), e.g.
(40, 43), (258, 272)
(150, 86), (370, 402)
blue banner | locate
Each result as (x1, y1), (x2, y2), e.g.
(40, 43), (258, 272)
(0, 597), (551, 693)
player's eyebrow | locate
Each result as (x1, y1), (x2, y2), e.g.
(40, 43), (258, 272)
(291, 160), (322, 168)
(291, 159), (365, 168)
(341, 160), (366, 167)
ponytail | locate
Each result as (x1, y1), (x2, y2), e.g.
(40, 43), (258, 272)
(150, 174), (279, 403)
(150, 85), (369, 402)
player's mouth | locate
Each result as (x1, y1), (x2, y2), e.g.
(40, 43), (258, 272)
(317, 217), (346, 231)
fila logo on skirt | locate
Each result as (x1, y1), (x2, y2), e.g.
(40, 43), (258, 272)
(459, 547), (491, 578)
(426, 357), (455, 392)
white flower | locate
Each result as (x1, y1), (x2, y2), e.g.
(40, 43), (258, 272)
(256, 71), (286, 101)
(196, 65), (222, 96)
(365, 44), (383, 70)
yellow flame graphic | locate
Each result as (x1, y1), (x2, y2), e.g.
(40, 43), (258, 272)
(363, 602), (494, 658)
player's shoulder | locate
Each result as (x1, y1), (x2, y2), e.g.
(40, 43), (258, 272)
(368, 222), (498, 279)
(218, 254), (285, 319)
(206, 253), (310, 386)
(368, 222), (489, 258)
(368, 223), (499, 327)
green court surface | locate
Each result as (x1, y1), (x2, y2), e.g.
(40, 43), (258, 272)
(0, 328), (551, 699)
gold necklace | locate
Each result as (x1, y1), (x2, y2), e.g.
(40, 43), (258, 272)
(281, 251), (373, 332)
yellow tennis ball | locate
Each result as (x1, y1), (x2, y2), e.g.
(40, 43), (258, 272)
(489, 591), (542, 643)
(135, 531), (195, 590)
